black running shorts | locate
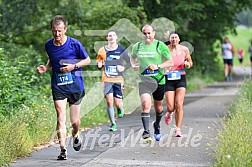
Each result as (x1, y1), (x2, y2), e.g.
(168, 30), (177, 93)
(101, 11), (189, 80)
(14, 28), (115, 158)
(52, 90), (85, 105)
(223, 59), (233, 66)
(165, 75), (187, 91)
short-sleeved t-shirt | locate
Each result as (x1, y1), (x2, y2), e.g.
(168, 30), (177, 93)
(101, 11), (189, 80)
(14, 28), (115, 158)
(222, 43), (233, 59)
(45, 36), (89, 94)
(131, 39), (172, 85)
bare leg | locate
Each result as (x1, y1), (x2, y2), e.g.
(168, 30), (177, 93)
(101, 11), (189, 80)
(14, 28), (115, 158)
(54, 99), (67, 150)
(141, 93), (152, 113)
(69, 103), (81, 136)
(154, 99), (163, 113)
(228, 64), (233, 80)
(224, 63), (229, 80)
(114, 97), (123, 109)
(174, 87), (186, 129)
(165, 91), (175, 115)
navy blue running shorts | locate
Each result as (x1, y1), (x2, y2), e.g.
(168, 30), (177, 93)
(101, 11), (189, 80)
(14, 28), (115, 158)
(104, 82), (123, 99)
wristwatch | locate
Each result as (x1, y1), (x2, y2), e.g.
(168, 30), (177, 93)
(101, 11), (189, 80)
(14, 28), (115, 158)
(157, 64), (161, 70)
(74, 64), (79, 69)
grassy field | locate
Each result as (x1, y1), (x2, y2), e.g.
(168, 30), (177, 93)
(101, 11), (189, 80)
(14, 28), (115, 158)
(227, 27), (252, 67)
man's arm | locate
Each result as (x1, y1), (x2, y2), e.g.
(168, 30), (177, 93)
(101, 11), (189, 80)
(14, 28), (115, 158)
(75, 56), (91, 68)
(60, 56), (91, 73)
(37, 59), (51, 74)
(148, 41), (174, 71)
(130, 44), (140, 71)
(130, 56), (140, 71)
(147, 59), (173, 71)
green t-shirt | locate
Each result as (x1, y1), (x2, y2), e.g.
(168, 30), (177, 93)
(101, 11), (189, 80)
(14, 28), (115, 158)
(131, 39), (171, 85)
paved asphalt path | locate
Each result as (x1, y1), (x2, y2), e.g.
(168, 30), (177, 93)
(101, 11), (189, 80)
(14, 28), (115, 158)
(11, 67), (251, 167)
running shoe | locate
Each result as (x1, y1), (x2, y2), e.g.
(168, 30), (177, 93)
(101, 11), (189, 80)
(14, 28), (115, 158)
(164, 112), (173, 125)
(228, 75), (232, 81)
(117, 108), (124, 118)
(73, 133), (82, 151)
(152, 121), (161, 141)
(109, 124), (117, 131)
(142, 130), (152, 143)
(57, 148), (67, 160)
(175, 129), (182, 137)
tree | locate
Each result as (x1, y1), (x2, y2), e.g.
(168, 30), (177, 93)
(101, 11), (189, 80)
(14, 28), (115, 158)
(0, 0), (143, 62)
(125, 0), (252, 74)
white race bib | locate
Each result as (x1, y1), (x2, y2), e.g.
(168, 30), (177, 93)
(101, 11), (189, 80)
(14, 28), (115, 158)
(167, 71), (181, 80)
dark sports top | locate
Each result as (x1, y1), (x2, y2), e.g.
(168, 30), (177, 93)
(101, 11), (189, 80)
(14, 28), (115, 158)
(96, 45), (130, 84)
(45, 36), (89, 93)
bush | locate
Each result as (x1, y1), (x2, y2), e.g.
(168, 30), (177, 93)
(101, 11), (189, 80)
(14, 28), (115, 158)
(0, 101), (56, 166)
(0, 45), (51, 118)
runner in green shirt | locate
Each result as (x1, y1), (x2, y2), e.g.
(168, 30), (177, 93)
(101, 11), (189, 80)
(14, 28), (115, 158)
(131, 24), (173, 142)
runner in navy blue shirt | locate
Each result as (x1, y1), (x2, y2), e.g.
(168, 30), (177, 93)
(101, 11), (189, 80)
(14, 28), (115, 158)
(37, 15), (90, 160)
(96, 30), (130, 132)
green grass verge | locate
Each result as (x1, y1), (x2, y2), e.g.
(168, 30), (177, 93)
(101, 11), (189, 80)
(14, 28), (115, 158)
(0, 96), (56, 166)
(211, 27), (252, 166)
(212, 79), (252, 166)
